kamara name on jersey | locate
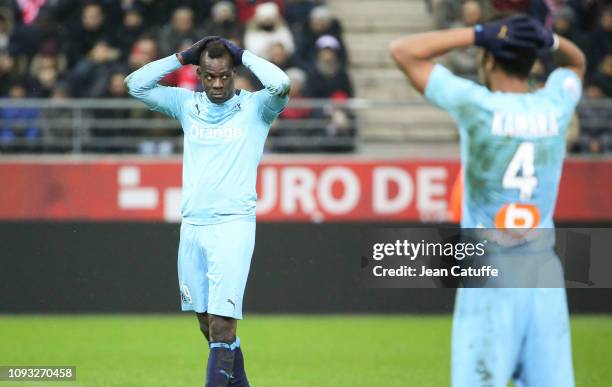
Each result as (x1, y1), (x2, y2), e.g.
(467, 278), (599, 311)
(491, 111), (559, 138)
(189, 125), (244, 142)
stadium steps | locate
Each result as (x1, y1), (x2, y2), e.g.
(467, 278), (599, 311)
(328, 0), (457, 146)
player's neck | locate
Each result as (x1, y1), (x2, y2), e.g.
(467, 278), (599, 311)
(489, 73), (529, 94)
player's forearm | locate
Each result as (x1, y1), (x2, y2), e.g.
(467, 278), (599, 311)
(553, 35), (586, 80)
(389, 28), (474, 64)
(124, 55), (182, 98)
(389, 28), (474, 94)
(242, 50), (290, 97)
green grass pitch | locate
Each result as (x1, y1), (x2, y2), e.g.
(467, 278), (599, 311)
(0, 315), (610, 386)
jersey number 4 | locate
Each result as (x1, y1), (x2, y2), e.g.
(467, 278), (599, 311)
(496, 142), (540, 229)
(502, 142), (537, 200)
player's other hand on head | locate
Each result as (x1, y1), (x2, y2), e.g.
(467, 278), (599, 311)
(178, 36), (221, 66)
(474, 16), (550, 59)
(220, 38), (244, 66)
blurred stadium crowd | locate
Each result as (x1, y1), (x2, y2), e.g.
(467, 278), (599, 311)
(0, 0), (354, 153)
(0, 0), (610, 154)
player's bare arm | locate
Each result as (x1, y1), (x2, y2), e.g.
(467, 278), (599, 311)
(389, 16), (581, 94)
(554, 35), (586, 81)
(389, 28), (474, 94)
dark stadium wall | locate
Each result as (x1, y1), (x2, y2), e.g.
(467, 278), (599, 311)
(1, 222), (611, 314)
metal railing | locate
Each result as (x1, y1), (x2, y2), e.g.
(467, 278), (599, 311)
(0, 98), (610, 154)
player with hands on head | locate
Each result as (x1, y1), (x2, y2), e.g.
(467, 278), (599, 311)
(125, 35), (290, 387)
(390, 15), (584, 387)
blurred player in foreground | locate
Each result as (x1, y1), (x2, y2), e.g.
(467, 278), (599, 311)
(125, 37), (290, 386)
(390, 15), (585, 387)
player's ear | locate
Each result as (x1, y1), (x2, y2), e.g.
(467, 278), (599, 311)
(196, 67), (202, 77)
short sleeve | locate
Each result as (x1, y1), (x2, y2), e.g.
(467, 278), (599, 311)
(541, 68), (583, 113)
(424, 64), (490, 119)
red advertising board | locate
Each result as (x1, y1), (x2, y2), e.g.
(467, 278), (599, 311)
(0, 157), (610, 222)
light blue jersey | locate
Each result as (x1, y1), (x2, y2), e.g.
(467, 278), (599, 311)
(425, 64), (582, 387)
(126, 50), (289, 319)
(425, 64), (582, 230)
(125, 51), (290, 225)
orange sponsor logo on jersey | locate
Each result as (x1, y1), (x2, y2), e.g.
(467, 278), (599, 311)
(494, 203), (540, 229)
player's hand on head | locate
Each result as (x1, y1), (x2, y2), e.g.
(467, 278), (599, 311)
(220, 38), (244, 66)
(474, 16), (548, 60)
(527, 18), (557, 51)
(178, 36), (221, 66)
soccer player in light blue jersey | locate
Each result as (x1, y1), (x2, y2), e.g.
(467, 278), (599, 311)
(390, 15), (585, 387)
(125, 36), (290, 386)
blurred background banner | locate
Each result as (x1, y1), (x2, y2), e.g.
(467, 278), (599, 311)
(2, 222), (612, 314)
(0, 157), (610, 222)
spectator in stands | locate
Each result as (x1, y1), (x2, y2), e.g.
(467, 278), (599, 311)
(0, 52), (21, 96)
(425, 0), (491, 29)
(68, 40), (121, 98)
(1, 81), (40, 146)
(282, 67), (312, 119)
(116, 5), (147, 61)
(320, 92), (356, 152)
(553, 5), (588, 51)
(235, 0), (285, 24)
(157, 6), (205, 57)
(205, 1), (244, 45)
(234, 67), (258, 92)
(0, 12), (12, 53)
(161, 40), (200, 91)
(92, 71), (131, 146)
(577, 81), (612, 153)
(269, 67), (316, 152)
(444, 0), (483, 81)
(67, 3), (112, 66)
(28, 60), (59, 98)
(590, 53), (612, 97)
(127, 36), (158, 72)
(306, 36), (356, 153)
(587, 6), (612, 78)
(244, 2), (295, 60)
(425, 0), (456, 28)
(44, 83), (73, 152)
(105, 72), (129, 99)
(306, 35), (353, 99)
(567, 0), (609, 31)
(284, 0), (319, 30)
(268, 41), (301, 71)
(136, 0), (213, 28)
(28, 42), (66, 98)
(297, 5), (348, 67)
(9, 7), (62, 58)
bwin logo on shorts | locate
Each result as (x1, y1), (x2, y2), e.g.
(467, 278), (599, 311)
(180, 284), (192, 304)
(189, 125), (243, 143)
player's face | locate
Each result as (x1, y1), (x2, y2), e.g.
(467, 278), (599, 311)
(198, 55), (235, 104)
